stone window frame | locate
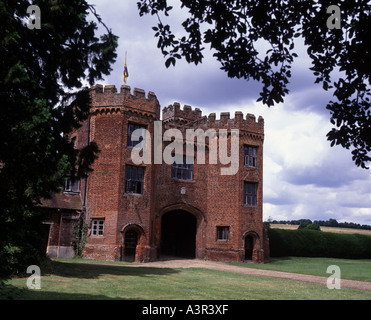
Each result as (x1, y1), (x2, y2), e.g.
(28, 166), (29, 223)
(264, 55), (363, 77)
(125, 165), (144, 194)
(216, 226), (230, 241)
(91, 218), (104, 236)
(244, 182), (258, 206)
(64, 177), (79, 193)
(171, 155), (194, 181)
(244, 145), (258, 168)
(127, 123), (146, 148)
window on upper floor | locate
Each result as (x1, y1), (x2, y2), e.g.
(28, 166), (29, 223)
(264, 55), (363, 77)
(172, 156), (193, 181)
(64, 177), (79, 193)
(244, 182), (257, 206)
(244, 145), (258, 168)
(125, 165), (144, 194)
(127, 123), (146, 147)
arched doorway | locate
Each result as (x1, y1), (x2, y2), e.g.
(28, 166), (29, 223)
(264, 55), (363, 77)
(161, 210), (196, 258)
(123, 229), (138, 262)
(244, 234), (255, 260)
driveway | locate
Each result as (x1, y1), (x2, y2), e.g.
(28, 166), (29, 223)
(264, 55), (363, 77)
(126, 258), (371, 291)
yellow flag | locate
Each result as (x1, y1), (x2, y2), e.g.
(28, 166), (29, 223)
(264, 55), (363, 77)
(123, 53), (129, 84)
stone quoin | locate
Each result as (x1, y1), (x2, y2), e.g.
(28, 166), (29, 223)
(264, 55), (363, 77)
(43, 84), (269, 263)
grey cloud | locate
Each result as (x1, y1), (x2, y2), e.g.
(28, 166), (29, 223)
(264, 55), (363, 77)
(281, 156), (368, 188)
(264, 194), (296, 206)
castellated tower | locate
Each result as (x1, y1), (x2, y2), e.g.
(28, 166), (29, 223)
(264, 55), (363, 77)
(62, 84), (268, 263)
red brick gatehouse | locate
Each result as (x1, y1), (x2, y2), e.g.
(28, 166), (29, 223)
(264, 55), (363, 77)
(44, 84), (269, 263)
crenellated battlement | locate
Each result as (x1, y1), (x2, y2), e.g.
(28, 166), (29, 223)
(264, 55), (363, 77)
(162, 102), (203, 123)
(163, 102), (264, 137)
(196, 111), (264, 138)
(90, 84), (160, 118)
(89, 85), (263, 138)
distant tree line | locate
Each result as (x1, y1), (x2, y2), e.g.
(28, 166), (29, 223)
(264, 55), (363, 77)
(269, 218), (371, 231)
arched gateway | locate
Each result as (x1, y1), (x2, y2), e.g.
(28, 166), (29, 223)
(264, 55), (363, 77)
(157, 204), (205, 259)
(161, 210), (196, 258)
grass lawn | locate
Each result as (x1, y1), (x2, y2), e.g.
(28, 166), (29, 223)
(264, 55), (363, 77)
(2, 258), (371, 300)
(231, 257), (371, 282)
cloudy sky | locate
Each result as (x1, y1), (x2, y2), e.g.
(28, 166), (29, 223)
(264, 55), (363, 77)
(89, 0), (371, 225)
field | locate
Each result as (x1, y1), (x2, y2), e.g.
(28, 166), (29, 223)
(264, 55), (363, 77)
(270, 224), (371, 235)
(2, 257), (370, 300)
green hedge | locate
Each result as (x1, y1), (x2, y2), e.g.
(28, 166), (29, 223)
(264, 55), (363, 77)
(268, 228), (371, 259)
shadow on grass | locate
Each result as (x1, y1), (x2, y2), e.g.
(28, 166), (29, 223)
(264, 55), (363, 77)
(2, 260), (181, 300)
(0, 283), (127, 300)
(48, 260), (179, 279)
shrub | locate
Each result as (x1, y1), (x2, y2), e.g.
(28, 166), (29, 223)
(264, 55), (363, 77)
(268, 228), (371, 259)
(306, 223), (321, 231)
(298, 222), (321, 231)
(73, 222), (88, 257)
(298, 222), (310, 230)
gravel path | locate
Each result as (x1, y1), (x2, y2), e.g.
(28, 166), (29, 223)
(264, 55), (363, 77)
(127, 258), (371, 291)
